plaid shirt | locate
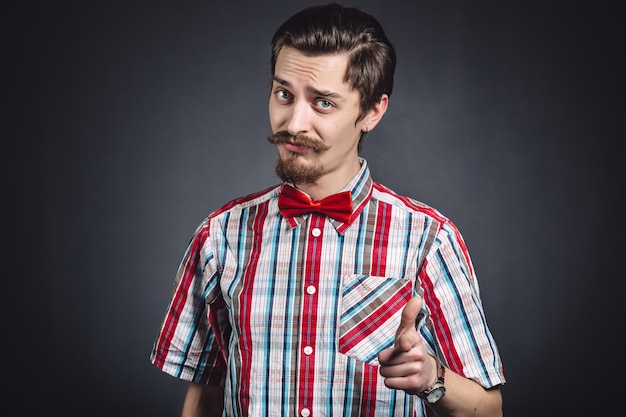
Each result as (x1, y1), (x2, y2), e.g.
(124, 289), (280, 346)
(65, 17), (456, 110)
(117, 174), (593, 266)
(151, 159), (505, 417)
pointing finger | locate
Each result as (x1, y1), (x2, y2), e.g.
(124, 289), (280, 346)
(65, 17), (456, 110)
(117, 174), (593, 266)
(394, 296), (423, 351)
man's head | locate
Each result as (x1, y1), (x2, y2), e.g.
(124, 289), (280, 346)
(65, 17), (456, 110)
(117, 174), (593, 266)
(270, 3), (396, 123)
(267, 3), (394, 188)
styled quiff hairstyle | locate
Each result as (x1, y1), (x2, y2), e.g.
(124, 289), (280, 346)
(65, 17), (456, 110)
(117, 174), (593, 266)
(270, 3), (396, 122)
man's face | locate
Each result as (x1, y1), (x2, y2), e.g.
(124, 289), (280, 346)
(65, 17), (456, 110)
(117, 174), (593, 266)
(268, 46), (368, 186)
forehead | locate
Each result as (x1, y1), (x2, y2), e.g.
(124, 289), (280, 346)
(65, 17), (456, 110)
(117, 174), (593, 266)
(274, 46), (353, 93)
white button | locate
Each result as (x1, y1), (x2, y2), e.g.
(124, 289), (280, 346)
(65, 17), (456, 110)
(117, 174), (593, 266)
(303, 346), (313, 355)
(301, 408), (311, 417)
(311, 227), (321, 237)
(306, 285), (316, 295)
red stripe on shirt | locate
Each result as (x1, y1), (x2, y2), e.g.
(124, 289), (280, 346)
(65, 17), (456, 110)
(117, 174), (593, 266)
(361, 363), (378, 417)
(372, 202), (390, 276)
(419, 264), (464, 374)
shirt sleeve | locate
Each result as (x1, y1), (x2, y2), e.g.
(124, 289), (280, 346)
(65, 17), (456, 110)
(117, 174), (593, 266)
(418, 221), (506, 388)
(150, 218), (228, 385)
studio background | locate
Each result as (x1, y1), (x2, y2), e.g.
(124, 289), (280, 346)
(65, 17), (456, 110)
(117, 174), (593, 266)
(6, 1), (622, 416)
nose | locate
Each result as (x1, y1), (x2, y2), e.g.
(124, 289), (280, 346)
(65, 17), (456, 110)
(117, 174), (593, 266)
(286, 101), (312, 136)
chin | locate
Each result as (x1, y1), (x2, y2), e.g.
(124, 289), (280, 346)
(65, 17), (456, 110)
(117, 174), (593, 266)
(275, 156), (323, 184)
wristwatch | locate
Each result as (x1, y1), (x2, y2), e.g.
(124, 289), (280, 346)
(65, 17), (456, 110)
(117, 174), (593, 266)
(417, 362), (446, 404)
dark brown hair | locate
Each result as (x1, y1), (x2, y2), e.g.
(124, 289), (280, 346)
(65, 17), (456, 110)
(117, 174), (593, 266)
(270, 3), (396, 122)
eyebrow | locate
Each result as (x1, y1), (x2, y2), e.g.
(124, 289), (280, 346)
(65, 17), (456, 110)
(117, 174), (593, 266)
(272, 76), (345, 101)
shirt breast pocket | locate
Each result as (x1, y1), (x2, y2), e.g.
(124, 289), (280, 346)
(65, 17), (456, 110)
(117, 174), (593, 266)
(338, 274), (414, 366)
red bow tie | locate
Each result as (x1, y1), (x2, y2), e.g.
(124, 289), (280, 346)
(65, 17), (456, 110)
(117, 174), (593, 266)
(278, 184), (353, 223)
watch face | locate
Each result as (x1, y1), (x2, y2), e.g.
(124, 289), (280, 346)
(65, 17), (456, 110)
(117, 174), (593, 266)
(426, 387), (445, 403)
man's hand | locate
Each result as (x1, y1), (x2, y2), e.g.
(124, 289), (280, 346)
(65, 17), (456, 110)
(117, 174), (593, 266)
(378, 296), (438, 395)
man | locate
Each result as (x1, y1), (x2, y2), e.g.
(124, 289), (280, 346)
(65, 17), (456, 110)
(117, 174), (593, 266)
(151, 3), (505, 417)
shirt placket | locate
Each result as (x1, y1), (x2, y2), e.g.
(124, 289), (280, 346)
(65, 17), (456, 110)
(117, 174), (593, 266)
(297, 214), (325, 417)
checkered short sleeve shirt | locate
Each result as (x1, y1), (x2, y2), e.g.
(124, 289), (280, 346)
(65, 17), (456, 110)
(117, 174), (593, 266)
(151, 159), (505, 417)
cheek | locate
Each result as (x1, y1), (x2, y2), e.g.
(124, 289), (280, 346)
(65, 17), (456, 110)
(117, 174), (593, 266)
(268, 104), (284, 131)
(329, 121), (362, 149)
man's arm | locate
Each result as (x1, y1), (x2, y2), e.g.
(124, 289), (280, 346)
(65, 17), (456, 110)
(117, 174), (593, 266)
(430, 364), (502, 417)
(181, 382), (224, 417)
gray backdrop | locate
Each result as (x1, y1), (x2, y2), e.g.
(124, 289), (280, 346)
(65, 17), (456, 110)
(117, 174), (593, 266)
(6, 0), (622, 416)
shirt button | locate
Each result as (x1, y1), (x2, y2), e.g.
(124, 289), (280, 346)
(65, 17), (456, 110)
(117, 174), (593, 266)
(303, 346), (313, 355)
(301, 408), (311, 417)
(311, 227), (321, 237)
(306, 285), (316, 295)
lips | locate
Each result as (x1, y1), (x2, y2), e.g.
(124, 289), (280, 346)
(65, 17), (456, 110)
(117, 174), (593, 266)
(284, 142), (310, 153)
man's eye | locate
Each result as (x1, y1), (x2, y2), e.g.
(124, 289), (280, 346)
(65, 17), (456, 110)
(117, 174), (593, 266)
(276, 90), (292, 101)
(316, 99), (333, 109)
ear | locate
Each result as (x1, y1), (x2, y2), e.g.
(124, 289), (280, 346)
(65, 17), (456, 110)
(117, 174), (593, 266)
(361, 94), (389, 132)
